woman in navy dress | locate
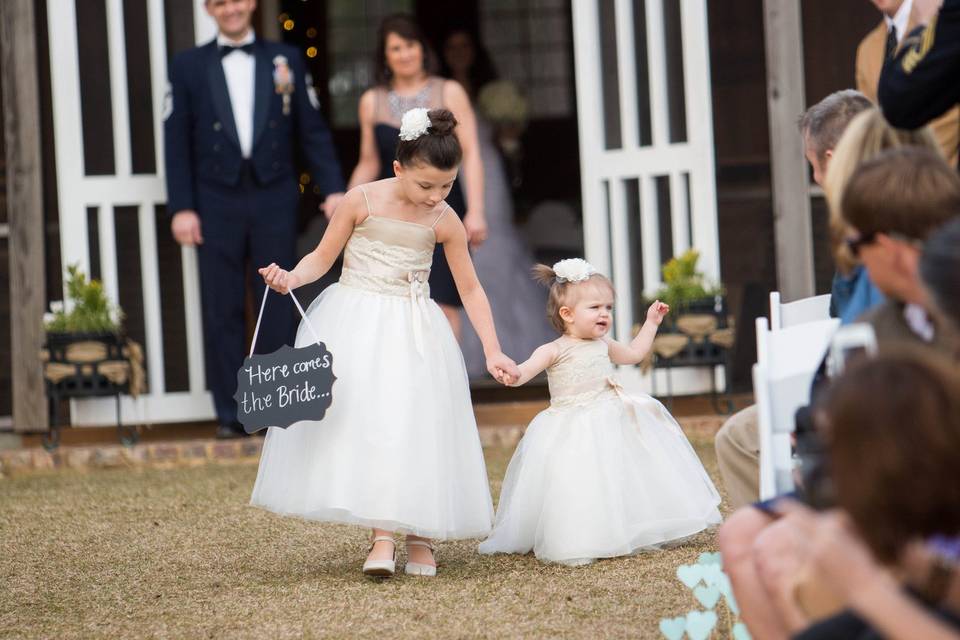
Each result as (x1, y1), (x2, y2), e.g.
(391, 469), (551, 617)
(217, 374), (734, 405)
(348, 14), (487, 340)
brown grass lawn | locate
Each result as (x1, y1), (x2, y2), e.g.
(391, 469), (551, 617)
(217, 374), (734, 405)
(0, 435), (732, 639)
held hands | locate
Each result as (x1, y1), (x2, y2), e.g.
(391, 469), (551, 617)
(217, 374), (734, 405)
(171, 210), (203, 246)
(463, 209), (488, 249)
(773, 500), (890, 604)
(646, 300), (670, 326)
(486, 351), (520, 386)
(259, 263), (302, 295)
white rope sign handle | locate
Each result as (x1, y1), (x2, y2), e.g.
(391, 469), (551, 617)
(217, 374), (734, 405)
(248, 288), (323, 358)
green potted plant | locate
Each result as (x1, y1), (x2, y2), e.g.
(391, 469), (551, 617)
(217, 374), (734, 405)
(41, 265), (133, 449)
(647, 250), (732, 412)
(43, 264), (124, 342)
(650, 249), (724, 326)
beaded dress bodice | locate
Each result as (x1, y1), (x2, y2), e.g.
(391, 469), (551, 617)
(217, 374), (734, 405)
(547, 338), (620, 409)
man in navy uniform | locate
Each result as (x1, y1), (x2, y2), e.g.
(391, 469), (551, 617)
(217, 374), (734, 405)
(880, 0), (960, 155)
(164, 0), (344, 438)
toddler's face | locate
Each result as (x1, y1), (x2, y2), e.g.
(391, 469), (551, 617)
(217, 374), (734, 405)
(394, 161), (458, 210)
(562, 284), (614, 339)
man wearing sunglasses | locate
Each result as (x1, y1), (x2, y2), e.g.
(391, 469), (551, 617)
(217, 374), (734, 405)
(841, 146), (960, 344)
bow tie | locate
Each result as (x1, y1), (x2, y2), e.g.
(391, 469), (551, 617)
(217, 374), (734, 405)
(219, 43), (254, 57)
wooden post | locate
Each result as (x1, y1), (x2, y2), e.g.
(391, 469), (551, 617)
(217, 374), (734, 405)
(1, 0), (48, 432)
(763, 0), (815, 301)
(259, 0), (281, 40)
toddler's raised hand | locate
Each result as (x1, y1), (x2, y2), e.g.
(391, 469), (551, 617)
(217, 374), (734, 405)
(259, 263), (301, 295)
(647, 300), (670, 325)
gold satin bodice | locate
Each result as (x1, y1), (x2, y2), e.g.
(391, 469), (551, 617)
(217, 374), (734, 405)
(339, 215), (436, 298)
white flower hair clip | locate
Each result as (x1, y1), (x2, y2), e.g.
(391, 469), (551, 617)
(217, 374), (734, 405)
(399, 108), (432, 141)
(553, 258), (598, 283)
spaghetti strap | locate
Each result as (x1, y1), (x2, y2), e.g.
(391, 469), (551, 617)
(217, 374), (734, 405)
(359, 186), (374, 218)
(431, 203), (450, 228)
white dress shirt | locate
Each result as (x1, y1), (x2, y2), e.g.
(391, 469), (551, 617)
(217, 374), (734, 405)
(218, 30), (256, 158)
(884, 0), (913, 44)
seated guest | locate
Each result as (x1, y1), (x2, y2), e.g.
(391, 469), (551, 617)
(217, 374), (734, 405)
(716, 90), (872, 511)
(720, 146), (960, 639)
(783, 348), (960, 640)
(920, 217), (960, 352)
(841, 146), (959, 347)
(823, 108), (939, 324)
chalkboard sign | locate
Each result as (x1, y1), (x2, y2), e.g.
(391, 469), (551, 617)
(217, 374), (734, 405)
(233, 342), (336, 433)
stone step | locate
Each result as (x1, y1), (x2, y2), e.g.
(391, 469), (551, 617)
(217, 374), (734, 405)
(0, 414), (726, 478)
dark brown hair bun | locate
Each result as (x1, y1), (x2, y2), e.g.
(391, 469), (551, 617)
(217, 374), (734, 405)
(396, 108), (463, 170)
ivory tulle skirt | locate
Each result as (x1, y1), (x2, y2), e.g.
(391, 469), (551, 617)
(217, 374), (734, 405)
(478, 393), (721, 564)
(250, 283), (494, 540)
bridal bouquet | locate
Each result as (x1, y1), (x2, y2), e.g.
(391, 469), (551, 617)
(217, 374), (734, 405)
(478, 80), (529, 188)
(477, 80), (529, 129)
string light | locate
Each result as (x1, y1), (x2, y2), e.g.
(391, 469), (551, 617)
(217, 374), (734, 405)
(306, 46), (318, 58)
(283, 19), (295, 31)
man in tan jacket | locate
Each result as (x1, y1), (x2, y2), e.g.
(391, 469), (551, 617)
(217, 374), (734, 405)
(856, 0), (959, 166)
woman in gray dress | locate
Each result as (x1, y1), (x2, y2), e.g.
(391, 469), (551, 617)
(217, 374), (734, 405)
(442, 29), (555, 378)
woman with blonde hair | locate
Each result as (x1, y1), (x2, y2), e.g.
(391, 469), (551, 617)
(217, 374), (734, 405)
(823, 108), (940, 323)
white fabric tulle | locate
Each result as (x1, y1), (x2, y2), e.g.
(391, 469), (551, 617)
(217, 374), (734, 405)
(250, 208), (494, 540)
(478, 337), (721, 565)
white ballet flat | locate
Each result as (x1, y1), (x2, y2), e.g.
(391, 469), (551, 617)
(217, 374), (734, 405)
(362, 536), (397, 578)
(404, 540), (437, 577)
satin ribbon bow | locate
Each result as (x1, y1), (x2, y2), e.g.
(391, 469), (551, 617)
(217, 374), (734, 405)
(408, 270), (431, 357)
(607, 375), (653, 452)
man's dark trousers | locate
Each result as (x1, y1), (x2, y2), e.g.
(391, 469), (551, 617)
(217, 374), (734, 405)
(196, 164), (299, 426)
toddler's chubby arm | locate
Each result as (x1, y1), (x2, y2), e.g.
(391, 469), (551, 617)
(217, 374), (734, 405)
(606, 301), (669, 365)
(507, 342), (560, 387)
(260, 187), (366, 293)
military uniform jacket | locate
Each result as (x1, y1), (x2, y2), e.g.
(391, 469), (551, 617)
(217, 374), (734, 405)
(164, 38), (344, 214)
(879, 0), (960, 157)
(857, 12), (960, 165)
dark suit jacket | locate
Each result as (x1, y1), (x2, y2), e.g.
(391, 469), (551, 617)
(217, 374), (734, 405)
(164, 38), (344, 214)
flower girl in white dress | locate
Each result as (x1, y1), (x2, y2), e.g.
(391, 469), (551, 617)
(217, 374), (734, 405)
(478, 259), (721, 565)
(252, 108), (519, 578)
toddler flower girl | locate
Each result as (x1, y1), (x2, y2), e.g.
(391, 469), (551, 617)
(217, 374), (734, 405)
(478, 259), (721, 565)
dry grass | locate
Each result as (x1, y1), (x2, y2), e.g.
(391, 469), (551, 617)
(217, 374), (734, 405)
(0, 434), (731, 639)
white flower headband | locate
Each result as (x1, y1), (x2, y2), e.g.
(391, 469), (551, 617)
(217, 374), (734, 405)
(399, 108), (431, 141)
(553, 258), (598, 283)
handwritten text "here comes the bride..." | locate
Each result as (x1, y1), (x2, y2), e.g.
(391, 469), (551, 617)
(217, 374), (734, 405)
(239, 353), (331, 414)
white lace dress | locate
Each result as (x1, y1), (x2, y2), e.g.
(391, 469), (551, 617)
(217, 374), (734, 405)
(478, 336), (721, 564)
(250, 198), (494, 540)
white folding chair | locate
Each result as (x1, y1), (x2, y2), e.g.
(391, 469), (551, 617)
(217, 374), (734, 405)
(769, 291), (832, 329)
(755, 316), (840, 498)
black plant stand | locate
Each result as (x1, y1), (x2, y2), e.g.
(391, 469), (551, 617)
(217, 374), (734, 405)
(651, 297), (735, 415)
(43, 332), (137, 450)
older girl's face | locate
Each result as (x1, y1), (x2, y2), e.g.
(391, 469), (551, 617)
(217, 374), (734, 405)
(384, 32), (425, 80)
(393, 160), (458, 210)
